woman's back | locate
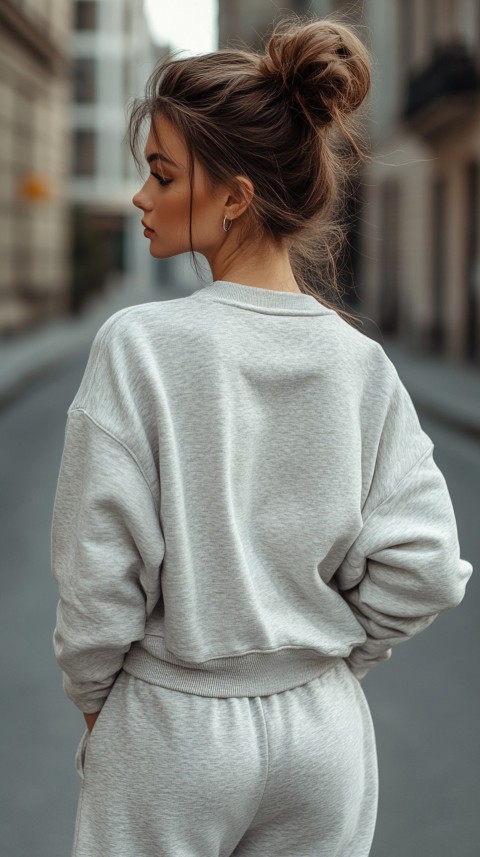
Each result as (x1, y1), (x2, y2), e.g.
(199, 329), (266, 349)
(53, 279), (470, 705)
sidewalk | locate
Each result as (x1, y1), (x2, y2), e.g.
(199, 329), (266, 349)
(0, 280), (479, 440)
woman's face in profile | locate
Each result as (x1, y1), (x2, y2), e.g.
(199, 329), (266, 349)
(132, 114), (227, 260)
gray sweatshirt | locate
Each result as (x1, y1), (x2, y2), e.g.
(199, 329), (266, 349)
(51, 280), (473, 712)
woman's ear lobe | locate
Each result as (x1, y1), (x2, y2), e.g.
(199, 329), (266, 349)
(225, 176), (254, 219)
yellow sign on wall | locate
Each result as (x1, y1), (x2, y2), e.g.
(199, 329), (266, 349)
(19, 174), (52, 201)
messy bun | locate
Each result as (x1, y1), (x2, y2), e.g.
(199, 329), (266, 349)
(259, 18), (371, 147)
(127, 13), (373, 326)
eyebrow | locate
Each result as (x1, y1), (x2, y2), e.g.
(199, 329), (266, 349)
(146, 152), (179, 168)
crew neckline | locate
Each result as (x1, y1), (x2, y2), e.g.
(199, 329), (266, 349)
(193, 280), (334, 315)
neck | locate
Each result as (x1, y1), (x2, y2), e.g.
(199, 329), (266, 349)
(207, 236), (302, 293)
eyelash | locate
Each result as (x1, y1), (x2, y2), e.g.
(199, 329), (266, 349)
(150, 172), (172, 187)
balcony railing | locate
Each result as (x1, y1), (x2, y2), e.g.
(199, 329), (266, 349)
(402, 42), (480, 130)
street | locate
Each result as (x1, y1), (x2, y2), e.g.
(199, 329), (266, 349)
(0, 345), (478, 857)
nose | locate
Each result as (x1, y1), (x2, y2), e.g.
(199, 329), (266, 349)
(132, 182), (152, 211)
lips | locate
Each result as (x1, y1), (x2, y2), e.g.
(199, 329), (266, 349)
(141, 221), (154, 233)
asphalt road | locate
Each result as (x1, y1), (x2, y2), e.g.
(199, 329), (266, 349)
(1, 347), (478, 857)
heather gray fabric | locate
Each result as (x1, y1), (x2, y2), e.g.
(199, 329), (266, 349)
(51, 279), (473, 715)
(72, 662), (378, 857)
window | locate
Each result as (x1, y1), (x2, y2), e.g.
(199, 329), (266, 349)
(73, 57), (96, 104)
(74, 130), (96, 176)
(75, 0), (97, 31)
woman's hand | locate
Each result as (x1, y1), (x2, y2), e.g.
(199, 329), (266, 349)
(83, 711), (101, 734)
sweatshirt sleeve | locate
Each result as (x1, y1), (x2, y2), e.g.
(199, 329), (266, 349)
(336, 442), (473, 680)
(51, 407), (165, 713)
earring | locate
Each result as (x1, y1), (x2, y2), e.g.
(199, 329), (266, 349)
(222, 216), (232, 233)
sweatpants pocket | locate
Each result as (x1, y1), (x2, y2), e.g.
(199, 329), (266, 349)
(74, 728), (90, 782)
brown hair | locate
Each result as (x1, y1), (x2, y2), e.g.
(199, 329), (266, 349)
(127, 12), (373, 327)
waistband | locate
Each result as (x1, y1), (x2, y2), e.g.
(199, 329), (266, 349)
(123, 637), (340, 698)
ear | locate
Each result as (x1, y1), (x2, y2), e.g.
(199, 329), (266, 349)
(224, 175), (254, 221)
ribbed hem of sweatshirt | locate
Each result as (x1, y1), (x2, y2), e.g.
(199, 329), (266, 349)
(123, 639), (341, 698)
(193, 280), (335, 315)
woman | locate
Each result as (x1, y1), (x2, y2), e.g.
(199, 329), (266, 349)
(51, 15), (472, 857)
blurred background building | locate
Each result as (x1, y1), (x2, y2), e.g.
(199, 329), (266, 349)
(0, 0), (169, 337)
(70, 0), (168, 313)
(359, 0), (480, 365)
(0, 0), (73, 334)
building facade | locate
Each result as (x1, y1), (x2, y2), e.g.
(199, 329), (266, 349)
(71, 0), (169, 311)
(0, 0), (73, 334)
(357, 0), (480, 364)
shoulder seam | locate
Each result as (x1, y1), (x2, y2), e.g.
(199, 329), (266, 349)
(78, 307), (141, 404)
(68, 407), (158, 509)
(362, 441), (434, 526)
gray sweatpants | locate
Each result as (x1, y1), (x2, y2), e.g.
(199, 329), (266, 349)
(73, 658), (378, 856)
